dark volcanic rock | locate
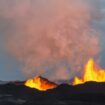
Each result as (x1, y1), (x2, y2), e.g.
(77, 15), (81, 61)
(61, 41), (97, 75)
(0, 82), (105, 105)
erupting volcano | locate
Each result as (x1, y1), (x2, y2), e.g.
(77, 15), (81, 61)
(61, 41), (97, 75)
(25, 76), (57, 91)
(25, 58), (105, 91)
(73, 58), (105, 85)
(2, 59), (105, 105)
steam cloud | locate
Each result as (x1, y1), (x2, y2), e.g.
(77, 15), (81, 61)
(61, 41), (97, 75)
(4, 0), (100, 81)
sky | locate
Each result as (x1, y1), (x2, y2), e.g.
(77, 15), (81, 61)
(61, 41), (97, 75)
(0, 0), (105, 81)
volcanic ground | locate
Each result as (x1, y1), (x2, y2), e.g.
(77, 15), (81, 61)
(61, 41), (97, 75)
(0, 80), (105, 105)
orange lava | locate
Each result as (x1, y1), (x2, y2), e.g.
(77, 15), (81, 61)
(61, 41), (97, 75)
(73, 58), (105, 85)
(25, 76), (57, 91)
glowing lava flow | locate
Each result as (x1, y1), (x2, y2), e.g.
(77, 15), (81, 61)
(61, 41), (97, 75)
(25, 76), (57, 91)
(73, 58), (105, 85)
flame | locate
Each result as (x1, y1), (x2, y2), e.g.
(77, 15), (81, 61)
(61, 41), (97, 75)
(25, 76), (57, 91)
(73, 58), (105, 85)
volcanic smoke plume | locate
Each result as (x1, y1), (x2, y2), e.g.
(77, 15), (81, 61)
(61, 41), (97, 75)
(5, 0), (100, 80)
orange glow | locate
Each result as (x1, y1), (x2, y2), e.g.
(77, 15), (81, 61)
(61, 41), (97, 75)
(73, 58), (105, 85)
(25, 76), (57, 91)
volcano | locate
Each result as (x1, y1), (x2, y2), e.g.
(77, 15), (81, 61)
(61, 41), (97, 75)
(1, 59), (105, 105)
(1, 81), (105, 105)
(73, 58), (105, 85)
(25, 76), (57, 91)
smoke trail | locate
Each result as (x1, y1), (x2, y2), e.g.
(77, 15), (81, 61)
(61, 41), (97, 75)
(4, 0), (100, 80)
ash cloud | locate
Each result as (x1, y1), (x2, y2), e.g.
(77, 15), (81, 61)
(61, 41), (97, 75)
(2, 0), (100, 80)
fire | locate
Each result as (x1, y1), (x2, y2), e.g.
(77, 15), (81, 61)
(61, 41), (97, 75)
(25, 76), (57, 91)
(25, 58), (105, 89)
(73, 58), (105, 85)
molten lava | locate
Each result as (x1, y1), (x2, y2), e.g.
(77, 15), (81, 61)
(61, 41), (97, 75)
(25, 76), (57, 91)
(73, 58), (105, 85)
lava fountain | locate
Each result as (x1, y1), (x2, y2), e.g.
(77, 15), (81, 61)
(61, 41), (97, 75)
(25, 58), (105, 90)
(73, 58), (105, 85)
(25, 76), (57, 91)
